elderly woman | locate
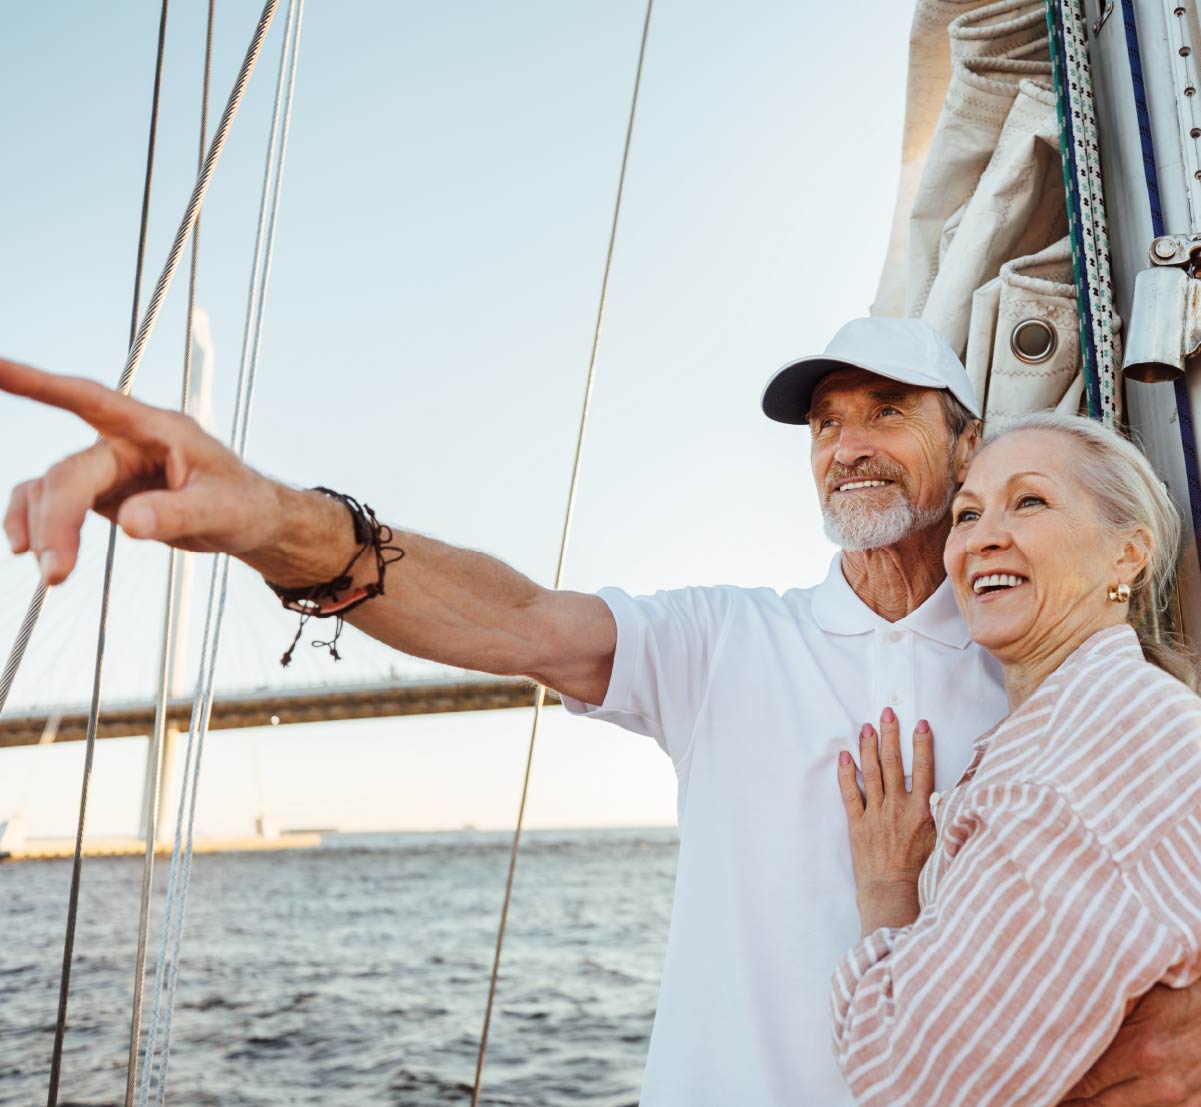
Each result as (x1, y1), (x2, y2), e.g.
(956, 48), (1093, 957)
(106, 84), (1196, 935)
(832, 412), (1201, 1106)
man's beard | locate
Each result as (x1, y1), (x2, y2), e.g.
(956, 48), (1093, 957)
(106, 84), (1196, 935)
(821, 456), (956, 553)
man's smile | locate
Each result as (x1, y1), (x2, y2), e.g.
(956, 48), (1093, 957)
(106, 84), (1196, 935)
(834, 479), (895, 493)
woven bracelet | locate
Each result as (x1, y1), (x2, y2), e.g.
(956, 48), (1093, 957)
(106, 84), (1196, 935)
(265, 487), (404, 666)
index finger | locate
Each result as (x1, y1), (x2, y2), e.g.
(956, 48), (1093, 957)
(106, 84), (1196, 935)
(0, 358), (160, 441)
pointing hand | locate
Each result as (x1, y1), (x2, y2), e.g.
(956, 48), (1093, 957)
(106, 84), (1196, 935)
(0, 357), (282, 586)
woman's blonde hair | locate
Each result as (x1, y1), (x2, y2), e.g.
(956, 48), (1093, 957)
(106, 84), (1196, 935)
(988, 411), (1201, 691)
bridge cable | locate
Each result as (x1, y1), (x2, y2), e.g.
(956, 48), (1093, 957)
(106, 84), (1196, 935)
(124, 4), (216, 1104)
(470, 2), (655, 1101)
(46, 2), (173, 1099)
(135, 4), (304, 1102)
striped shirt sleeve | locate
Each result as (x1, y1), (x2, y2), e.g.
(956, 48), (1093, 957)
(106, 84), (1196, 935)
(830, 781), (1180, 1107)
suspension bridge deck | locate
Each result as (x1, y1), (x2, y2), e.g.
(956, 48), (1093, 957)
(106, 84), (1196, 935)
(0, 675), (562, 747)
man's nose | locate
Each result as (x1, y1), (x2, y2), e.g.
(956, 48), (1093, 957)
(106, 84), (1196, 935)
(833, 426), (876, 468)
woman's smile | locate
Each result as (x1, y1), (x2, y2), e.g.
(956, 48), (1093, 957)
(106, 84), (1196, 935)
(969, 571), (1029, 598)
(943, 425), (1151, 707)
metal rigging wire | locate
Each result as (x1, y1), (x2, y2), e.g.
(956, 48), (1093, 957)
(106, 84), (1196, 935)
(124, 3), (216, 1104)
(0, 0), (283, 720)
(136, 3), (305, 1102)
(470, 1), (656, 1101)
(47, 2), (172, 1098)
(37, 2), (284, 1102)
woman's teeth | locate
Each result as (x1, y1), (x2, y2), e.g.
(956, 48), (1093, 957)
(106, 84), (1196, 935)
(973, 573), (1028, 595)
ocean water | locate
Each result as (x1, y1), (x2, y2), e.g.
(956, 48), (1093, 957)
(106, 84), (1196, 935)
(0, 828), (677, 1106)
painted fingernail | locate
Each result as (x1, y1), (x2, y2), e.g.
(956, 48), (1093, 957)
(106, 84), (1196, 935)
(882, 706), (896, 724)
(39, 550), (58, 583)
(917, 719), (931, 733)
(839, 751), (852, 766)
(860, 723), (874, 738)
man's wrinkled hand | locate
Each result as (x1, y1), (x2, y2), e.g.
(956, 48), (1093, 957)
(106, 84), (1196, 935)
(1060, 982), (1201, 1106)
(0, 358), (280, 586)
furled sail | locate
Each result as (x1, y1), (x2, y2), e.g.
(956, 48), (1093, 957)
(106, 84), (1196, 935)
(873, 0), (1092, 422)
(965, 237), (1085, 431)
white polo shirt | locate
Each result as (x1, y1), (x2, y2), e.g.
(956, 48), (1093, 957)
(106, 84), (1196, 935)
(564, 555), (1008, 1106)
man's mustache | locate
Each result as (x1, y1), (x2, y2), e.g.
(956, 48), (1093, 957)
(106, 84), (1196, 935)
(824, 462), (909, 499)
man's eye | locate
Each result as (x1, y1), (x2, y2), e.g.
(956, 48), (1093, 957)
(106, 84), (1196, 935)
(878, 406), (901, 417)
(816, 417), (838, 431)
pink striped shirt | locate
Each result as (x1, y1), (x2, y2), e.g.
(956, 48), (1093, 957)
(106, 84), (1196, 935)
(831, 624), (1201, 1106)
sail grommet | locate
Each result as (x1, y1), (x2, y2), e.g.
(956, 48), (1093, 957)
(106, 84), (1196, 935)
(1010, 318), (1058, 365)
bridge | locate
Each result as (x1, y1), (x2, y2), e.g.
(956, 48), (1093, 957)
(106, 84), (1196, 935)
(0, 675), (563, 748)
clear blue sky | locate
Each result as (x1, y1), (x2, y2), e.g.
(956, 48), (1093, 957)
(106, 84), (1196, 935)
(0, 0), (913, 834)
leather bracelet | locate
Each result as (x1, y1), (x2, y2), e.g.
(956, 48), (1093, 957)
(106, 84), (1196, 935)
(265, 487), (404, 665)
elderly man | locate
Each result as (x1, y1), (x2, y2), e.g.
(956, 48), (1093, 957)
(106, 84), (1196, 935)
(2, 317), (1200, 1106)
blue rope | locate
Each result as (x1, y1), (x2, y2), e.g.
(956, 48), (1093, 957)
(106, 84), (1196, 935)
(1119, 0), (1201, 570)
(1120, 0), (1165, 234)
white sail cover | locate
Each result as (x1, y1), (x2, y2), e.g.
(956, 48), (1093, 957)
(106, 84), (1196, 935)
(873, 0), (1087, 423)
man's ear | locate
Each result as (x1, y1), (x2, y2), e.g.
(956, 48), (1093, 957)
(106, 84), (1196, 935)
(953, 420), (984, 483)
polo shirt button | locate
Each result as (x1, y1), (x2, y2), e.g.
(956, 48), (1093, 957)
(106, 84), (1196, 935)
(888, 629), (903, 643)
(889, 691), (902, 705)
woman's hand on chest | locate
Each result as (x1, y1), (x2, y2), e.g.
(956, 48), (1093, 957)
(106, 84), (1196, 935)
(837, 708), (938, 937)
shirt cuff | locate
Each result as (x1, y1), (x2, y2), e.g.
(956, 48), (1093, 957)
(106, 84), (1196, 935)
(831, 926), (905, 1031)
(559, 587), (639, 717)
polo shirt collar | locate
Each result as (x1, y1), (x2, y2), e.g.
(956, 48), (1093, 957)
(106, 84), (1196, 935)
(811, 553), (974, 649)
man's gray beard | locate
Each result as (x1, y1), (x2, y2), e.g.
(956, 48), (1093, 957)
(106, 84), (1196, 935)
(822, 483), (954, 552)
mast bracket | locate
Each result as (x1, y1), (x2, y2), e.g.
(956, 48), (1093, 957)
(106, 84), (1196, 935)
(1123, 234), (1201, 382)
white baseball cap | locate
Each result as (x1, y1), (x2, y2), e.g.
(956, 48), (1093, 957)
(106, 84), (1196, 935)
(761, 316), (981, 424)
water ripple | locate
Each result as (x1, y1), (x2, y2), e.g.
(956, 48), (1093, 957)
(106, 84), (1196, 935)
(0, 828), (675, 1106)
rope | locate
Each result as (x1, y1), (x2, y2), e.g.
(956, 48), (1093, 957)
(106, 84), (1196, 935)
(1064, 0), (1119, 424)
(1118, 0), (1201, 576)
(124, 4), (215, 1103)
(135, 5), (304, 1102)
(47, 3), (172, 1099)
(470, 2), (655, 1102)
(1045, 0), (1120, 429)
(1046, 3), (1101, 419)
(1046, 11), (1091, 410)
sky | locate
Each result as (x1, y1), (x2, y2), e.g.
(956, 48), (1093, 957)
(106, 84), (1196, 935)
(0, 0), (914, 835)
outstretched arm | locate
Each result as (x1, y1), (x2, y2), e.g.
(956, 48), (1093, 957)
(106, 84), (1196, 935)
(0, 358), (616, 703)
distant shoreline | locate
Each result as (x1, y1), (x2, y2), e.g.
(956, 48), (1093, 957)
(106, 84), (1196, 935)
(313, 823), (678, 839)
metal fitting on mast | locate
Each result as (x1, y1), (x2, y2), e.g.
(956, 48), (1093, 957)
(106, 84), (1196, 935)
(1123, 234), (1201, 382)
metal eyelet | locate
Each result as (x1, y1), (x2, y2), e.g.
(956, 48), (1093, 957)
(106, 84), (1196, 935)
(1010, 318), (1058, 364)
